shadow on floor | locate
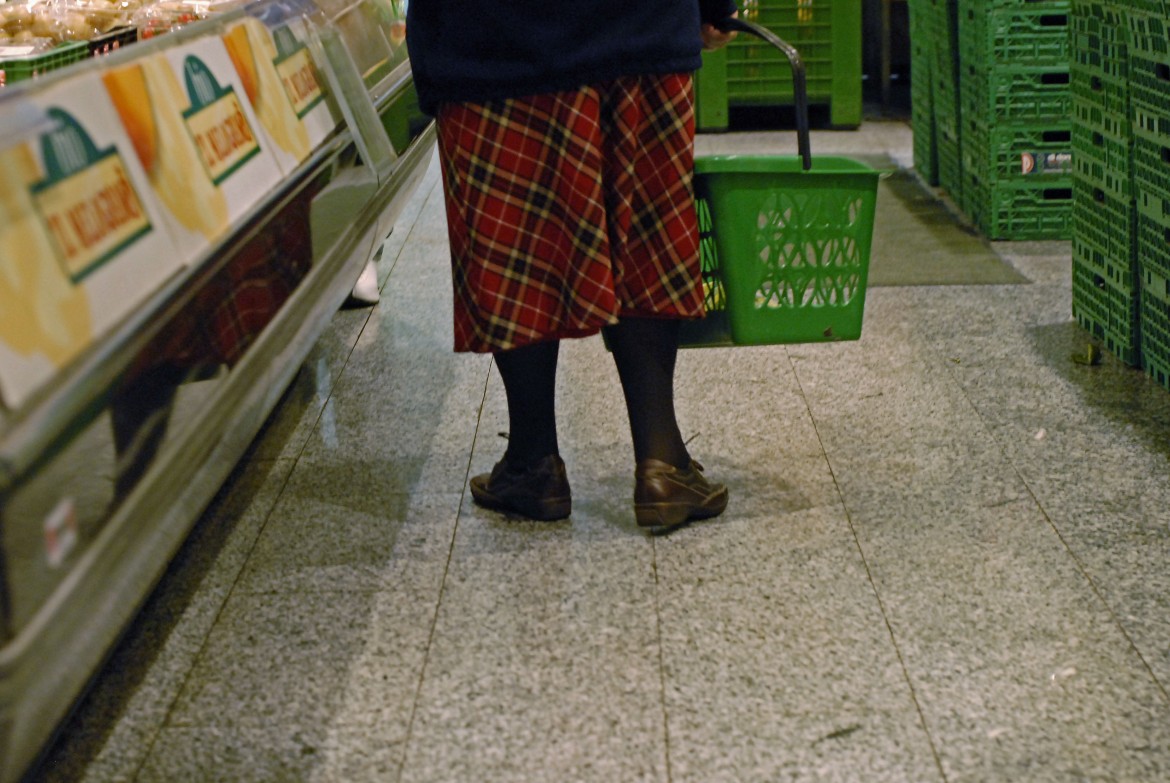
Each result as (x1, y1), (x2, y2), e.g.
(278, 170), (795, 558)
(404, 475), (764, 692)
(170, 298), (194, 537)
(869, 170), (1030, 287)
(1029, 320), (1170, 463)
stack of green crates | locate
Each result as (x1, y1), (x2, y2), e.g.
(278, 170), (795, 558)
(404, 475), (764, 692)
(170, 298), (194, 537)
(1070, 0), (1139, 365)
(696, 0), (862, 130)
(910, 0), (972, 195)
(1128, 6), (1170, 388)
(957, 0), (1073, 239)
(908, 0), (937, 185)
(906, 0), (963, 198)
(0, 41), (88, 87)
(929, 0), (962, 200)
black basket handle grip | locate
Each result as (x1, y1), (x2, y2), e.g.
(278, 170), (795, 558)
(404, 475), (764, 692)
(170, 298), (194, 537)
(714, 16), (812, 170)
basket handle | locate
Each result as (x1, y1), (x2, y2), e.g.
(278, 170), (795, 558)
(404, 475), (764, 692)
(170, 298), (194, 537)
(714, 17), (812, 171)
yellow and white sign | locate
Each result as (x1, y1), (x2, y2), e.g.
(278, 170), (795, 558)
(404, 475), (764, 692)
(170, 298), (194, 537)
(32, 151), (152, 279)
(101, 37), (284, 261)
(183, 84), (262, 183)
(222, 16), (338, 171)
(0, 75), (183, 410)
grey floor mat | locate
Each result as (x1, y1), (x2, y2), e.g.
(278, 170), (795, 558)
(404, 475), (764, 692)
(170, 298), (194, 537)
(868, 168), (1030, 287)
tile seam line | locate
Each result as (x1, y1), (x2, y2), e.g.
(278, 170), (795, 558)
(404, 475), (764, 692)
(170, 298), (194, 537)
(128, 456), (300, 782)
(128, 235), (383, 776)
(943, 351), (1170, 705)
(785, 348), (950, 783)
(131, 166), (440, 782)
(127, 260), (384, 776)
(393, 354), (490, 781)
(651, 536), (674, 783)
(379, 174), (441, 297)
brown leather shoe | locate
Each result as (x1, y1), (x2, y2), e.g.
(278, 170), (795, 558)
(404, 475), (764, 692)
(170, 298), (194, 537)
(470, 454), (571, 521)
(634, 459), (728, 528)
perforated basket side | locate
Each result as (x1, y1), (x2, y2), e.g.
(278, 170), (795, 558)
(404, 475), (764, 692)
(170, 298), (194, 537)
(694, 155), (879, 345)
(677, 197), (734, 348)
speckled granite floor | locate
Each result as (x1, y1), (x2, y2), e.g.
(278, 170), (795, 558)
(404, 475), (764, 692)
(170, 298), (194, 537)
(33, 119), (1170, 782)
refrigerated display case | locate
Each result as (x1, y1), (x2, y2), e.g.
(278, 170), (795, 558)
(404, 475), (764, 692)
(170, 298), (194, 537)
(0, 1), (433, 779)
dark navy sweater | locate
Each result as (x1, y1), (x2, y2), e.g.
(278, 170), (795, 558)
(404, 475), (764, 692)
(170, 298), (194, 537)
(405, 0), (739, 116)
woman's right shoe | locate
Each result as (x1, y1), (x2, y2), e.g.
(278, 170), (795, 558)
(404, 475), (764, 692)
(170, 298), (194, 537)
(470, 454), (572, 521)
(634, 459), (728, 528)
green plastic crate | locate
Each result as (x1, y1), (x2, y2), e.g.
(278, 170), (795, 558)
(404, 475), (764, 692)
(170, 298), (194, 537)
(962, 121), (1072, 184)
(1072, 71), (1131, 140)
(1140, 269), (1170, 390)
(937, 119), (962, 202)
(1072, 177), (1135, 286)
(925, 0), (961, 197)
(0, 41), (87, 86)
(1128, 0), (1168, 15)
(959, 4), (1070, 65)
(1073, 122), (1132, 199)
(696, 47), (731, 132)
(1126, 10), (1170, 143)
(87, 25), (138, 58)
(909, 0), (937, 184)
(722, 0), (862, 127)
(690, 155), (879, 345)
(961, 62), (1072, 124)
(926, 0), (960, 117)
(1136, 205), (1170, 282)
(1132, 121), (1170, 192)
(1135, 171), (1170, 282)
(1070, 0), (1129, 84)
(966, 0), (1068, 9)
(1072, 239), (1141, 365)
(1133, 129), (1170, 282)
(962, 175), (1073, 239)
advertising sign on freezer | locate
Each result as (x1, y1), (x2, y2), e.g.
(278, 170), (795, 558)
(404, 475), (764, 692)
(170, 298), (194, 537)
(222, 13), (339, 171)
(100, 35), (285, 262)
(0, 74), (183, 410)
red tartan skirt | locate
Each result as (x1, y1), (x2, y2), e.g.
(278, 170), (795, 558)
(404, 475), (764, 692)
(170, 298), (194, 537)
(436, 73), (705, 353)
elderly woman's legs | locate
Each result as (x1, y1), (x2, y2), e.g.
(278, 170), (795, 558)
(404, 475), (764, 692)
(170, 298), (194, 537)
(468, 340), (570, 521)
(606, 317), (728, 528)
(469, 321), (726, 527)
(603, 317), (689, 468)
(494, 340), (560, 467)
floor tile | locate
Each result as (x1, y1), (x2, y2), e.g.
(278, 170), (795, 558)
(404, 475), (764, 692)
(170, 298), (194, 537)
(376, 155), (442, 288)
(299, 348), (489, 493)
(655, 506), (942, 783)
(166, 589), (420, 736)
(251, 309), (371, 461)
(400, 527), (668, 782)
(236, 476), (460, 591)
(791, 305), (1170, 780)
(137, 724), (405, 783)
(34, 458), (296, 783)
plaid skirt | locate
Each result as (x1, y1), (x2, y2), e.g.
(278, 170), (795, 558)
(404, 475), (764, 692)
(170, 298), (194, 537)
(436, 73), (704, 353)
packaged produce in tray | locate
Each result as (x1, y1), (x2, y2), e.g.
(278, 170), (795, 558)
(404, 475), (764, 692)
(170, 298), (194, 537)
(131, 0), (244, 39)
(1, 0), (135, 44)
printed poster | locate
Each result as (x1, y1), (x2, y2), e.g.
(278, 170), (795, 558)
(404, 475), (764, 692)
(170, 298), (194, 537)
(222, 14), (339, 170)
(101, 36), (284, 261)
(0, 75), (183, 409)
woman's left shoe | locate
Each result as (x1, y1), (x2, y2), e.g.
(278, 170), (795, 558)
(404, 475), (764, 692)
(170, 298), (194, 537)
(633, 459), (728, 528)
(470, 454), (572, 521)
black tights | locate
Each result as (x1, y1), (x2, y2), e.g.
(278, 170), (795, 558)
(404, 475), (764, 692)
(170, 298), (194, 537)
(493, 318), (690, 470)
(494, 339), (560, 468)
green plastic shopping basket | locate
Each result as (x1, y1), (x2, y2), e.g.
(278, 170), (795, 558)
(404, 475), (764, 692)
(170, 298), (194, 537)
(680, 19), (880, 348)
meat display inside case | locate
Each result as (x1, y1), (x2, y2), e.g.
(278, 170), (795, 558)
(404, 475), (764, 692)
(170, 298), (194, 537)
(0, 1), (432, 779)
